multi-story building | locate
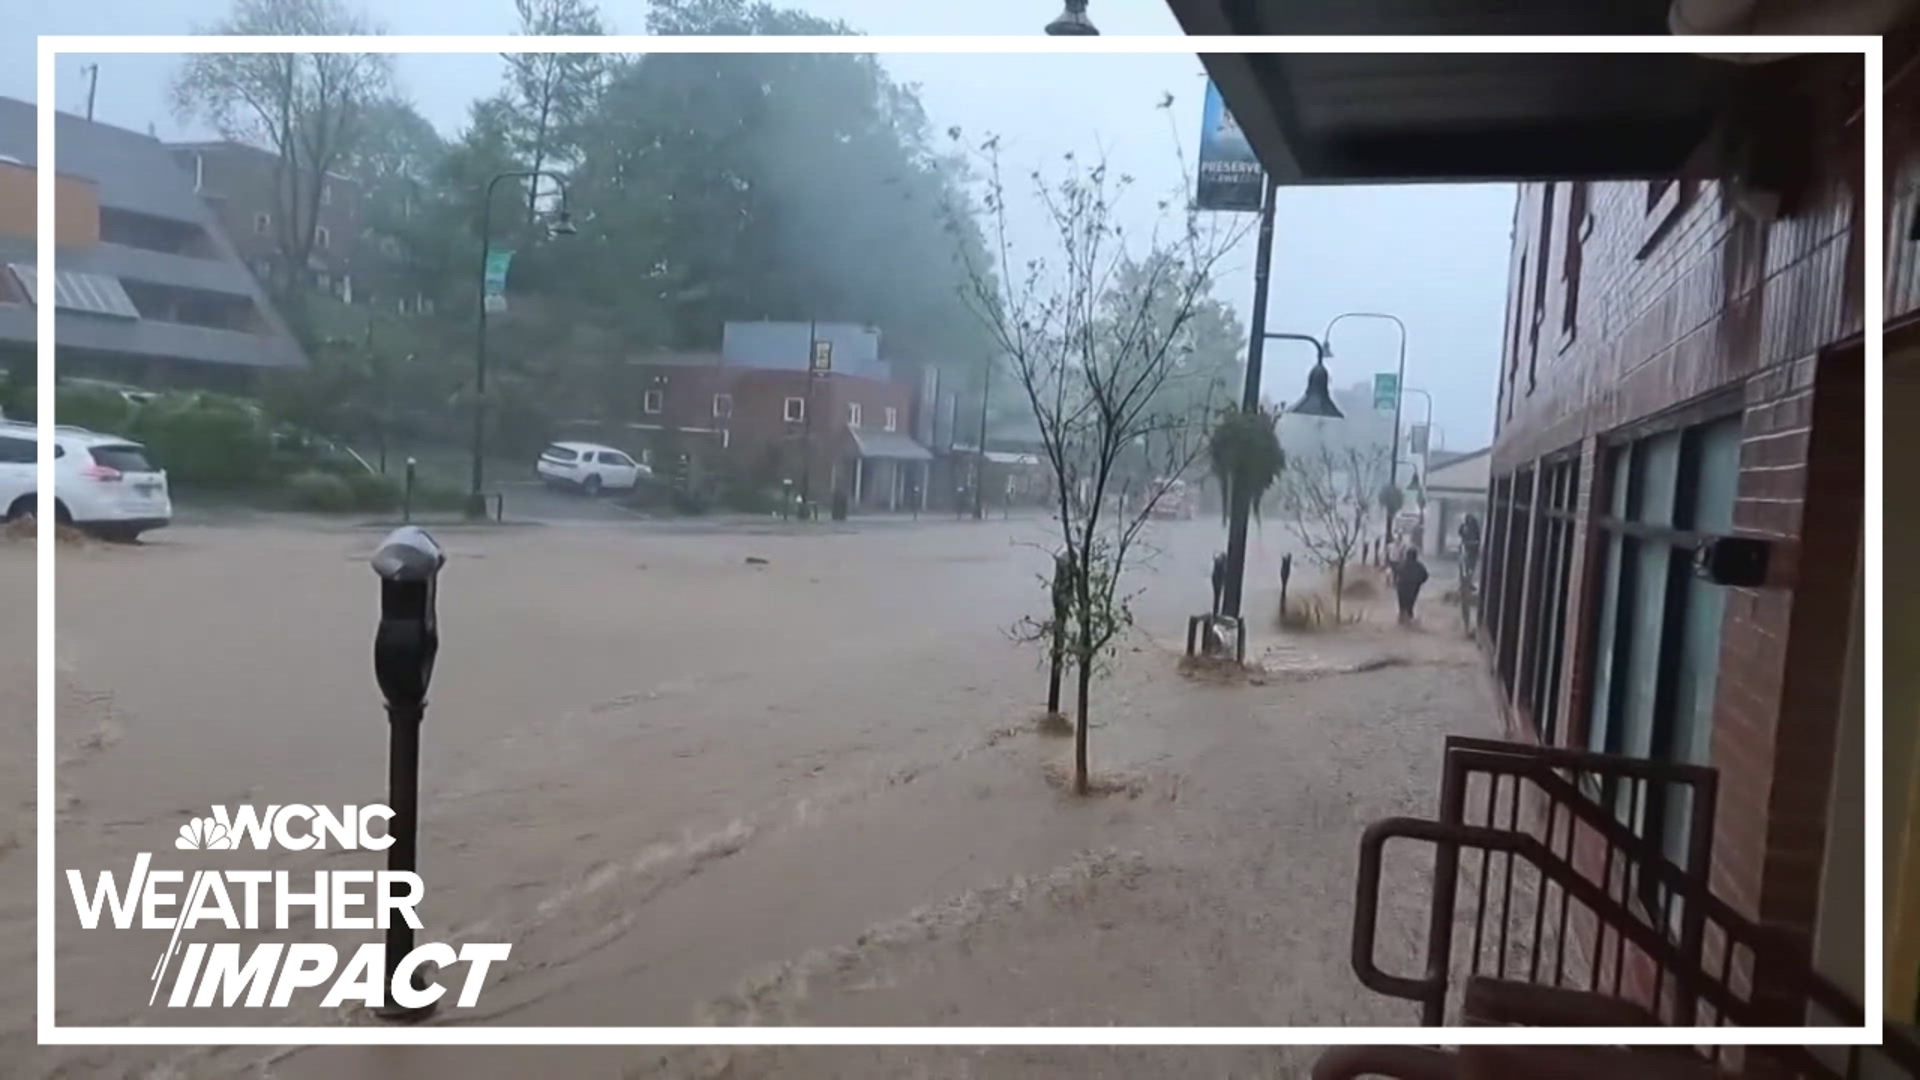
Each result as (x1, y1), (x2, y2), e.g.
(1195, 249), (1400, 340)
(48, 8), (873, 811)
(0, 97), (306, 393)
(1180, 13), (1902, 1060)
(167, 139), (363, 303)
(572, 321), (931, 512)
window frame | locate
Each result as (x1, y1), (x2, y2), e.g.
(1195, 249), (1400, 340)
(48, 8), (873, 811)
(884, 406), (898, 432)
(642, 388), (665, 415)
(847, 401), (862, 428)
(314, 225), (331, 250)
(712, 393), (733, 419)
(1560, 182), (1590, 352)
(1636, 179), (1697, 261)
(1515, 451), (1581, 745)
(1528, 184), (1556, 394)
(784, 396), (806, 424)
(1581, 402), (1745, 922)
(252, 212), (271, 235)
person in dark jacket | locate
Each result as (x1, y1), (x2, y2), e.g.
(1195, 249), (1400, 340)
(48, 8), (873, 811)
(1393, 546), (1430, 624)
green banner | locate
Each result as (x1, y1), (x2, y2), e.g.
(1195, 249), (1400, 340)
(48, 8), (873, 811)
(1372, 372), (1398, 412)
(483, 248), (515, 304)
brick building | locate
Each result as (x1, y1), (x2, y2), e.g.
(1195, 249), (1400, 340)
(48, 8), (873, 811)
(1477, 49), (1873, 1005)
(168, 140), (363, 302)
(579, 350), (927, 512)
(1170, 12), (1899, 1051)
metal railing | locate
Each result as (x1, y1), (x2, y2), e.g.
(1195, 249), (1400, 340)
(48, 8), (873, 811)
(1343, 736), (1918, 1079)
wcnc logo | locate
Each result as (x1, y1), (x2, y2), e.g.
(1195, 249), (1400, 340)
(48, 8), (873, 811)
(172, 805), (396, 852)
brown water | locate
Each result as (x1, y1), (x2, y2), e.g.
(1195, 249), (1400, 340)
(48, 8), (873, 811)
(4, 516), (1492, 1078)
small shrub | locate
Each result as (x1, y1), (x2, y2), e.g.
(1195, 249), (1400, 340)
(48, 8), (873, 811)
(671, 487), (712, 515)
(719, 483), (780, 515)
(127, 393), (272, 489)
(1275, 592), (1362, 633)
(344, 471), (402, 512)
(1340, 574), (1380, 600)
(53, 384), (134, 433)
(286, 470), (355, 513)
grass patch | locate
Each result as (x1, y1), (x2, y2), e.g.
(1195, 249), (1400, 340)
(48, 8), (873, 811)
(1276, 592), (1364, 633)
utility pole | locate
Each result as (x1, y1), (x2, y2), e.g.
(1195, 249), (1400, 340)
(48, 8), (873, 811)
(801, 320), (819, 517)
(82, 64), (98, 122)
(1218, 177), (1278, 622)
(972, 355), (991, 521)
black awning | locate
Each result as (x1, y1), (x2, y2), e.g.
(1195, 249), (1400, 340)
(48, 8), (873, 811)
(1163, 0), (1743, 184)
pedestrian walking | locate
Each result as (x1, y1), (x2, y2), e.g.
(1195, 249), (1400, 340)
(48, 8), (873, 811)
(1393, 546), (1429, 625)
(1458, 513), (1482, 570)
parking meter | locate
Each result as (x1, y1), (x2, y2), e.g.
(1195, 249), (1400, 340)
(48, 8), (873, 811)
(374, 526), (442, 710)
(370, 526), (444, 1020)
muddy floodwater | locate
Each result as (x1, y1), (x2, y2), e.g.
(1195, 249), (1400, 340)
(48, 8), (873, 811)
(3, 513), (1495, 1078)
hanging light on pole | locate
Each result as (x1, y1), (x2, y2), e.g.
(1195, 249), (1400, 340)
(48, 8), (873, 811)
(1045, 0), (1100, 35)
(1218, 331), (1335, 621)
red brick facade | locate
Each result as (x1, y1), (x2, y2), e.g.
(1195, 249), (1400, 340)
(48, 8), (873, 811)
(1481, 51), (1888, 960)
(606, 357), (917, 500)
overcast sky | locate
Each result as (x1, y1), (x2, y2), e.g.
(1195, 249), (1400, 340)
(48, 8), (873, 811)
(12, 0), (1515, 450)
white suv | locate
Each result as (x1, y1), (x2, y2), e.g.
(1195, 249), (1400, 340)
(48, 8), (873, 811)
(0, 421), (173, 541)
(536, 441), (649, 495)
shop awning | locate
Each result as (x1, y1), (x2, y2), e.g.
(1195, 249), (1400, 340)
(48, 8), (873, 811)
(1162, 0), (1742, 183)
(849, 429), (934, 461)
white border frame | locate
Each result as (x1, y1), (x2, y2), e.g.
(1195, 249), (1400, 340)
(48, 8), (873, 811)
(35, 32), (1882, 1047)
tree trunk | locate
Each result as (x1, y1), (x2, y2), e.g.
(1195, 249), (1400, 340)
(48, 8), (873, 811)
(1334, 560), (1345, 621)
(1073, 653), (1093, 797)
(1046, 633), (1063, 716)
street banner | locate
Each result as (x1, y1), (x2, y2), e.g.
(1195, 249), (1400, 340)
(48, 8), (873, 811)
(483, 248), (514, 313)
(1372, 372), (1399, 412)
(1196, 81), (1264, 213)
(811, 339), (833, 373)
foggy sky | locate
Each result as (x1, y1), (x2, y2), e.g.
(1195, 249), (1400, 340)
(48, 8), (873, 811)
(12, 0), (1514, 449)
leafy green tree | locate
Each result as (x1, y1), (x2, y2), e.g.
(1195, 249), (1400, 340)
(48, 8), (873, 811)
(170, 0), (395, 333)
(499, 0), (609, 221)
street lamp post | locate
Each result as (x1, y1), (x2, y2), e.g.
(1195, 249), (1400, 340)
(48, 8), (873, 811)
(468, 170), (575, 520)
(1324, 312), (1407, 556)
(1218, 330), (1338, 622)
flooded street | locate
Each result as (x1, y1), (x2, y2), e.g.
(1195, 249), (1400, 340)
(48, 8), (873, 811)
(11, 514), (1494, 1078)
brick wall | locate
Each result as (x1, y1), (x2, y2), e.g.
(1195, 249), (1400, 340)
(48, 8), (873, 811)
(617, 360), (918, 497)
(184, 144), (361, 280)
(1485, 55), (1877, 952)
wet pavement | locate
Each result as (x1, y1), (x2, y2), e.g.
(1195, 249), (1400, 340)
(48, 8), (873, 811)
(5, 514), (1493, 1078)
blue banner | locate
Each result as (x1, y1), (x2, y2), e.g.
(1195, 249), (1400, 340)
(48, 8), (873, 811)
(1196, 81), (1264, 213)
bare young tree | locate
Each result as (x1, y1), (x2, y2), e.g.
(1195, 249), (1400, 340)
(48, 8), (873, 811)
(949, 114), (1249, 796)
(171, 0), (395, 315)
(1276, 440), (1392, 620)
(501, 0), (608, 221)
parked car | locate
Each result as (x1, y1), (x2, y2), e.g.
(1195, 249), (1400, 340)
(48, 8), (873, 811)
(0, 421), (172, 541)
(536, 441), (650, 495)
